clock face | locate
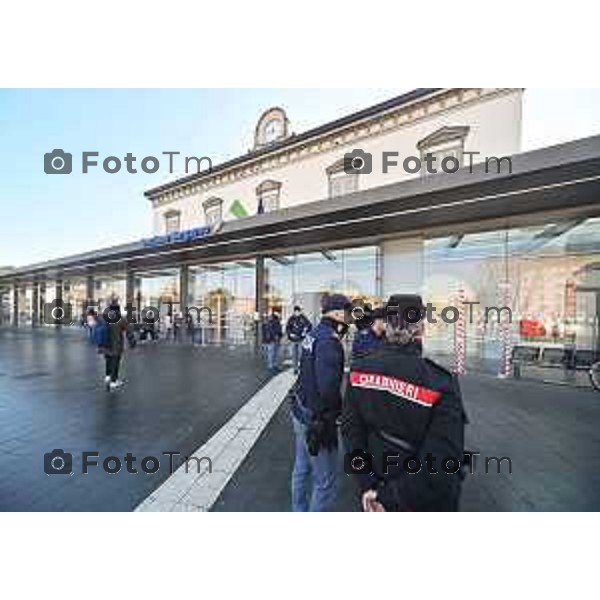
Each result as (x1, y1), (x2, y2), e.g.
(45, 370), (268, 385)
(263, 118), (283, 144)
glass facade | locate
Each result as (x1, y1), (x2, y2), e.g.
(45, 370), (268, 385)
(264, 247), (379, 324)
(422, 217), (600, 375)
(17, 286), (33, 327)
(424, 229), (510, 369)
(509, 219), (600, 353)
(62, 278), (88, 326)
(41, 282), (56, 327)
(0, 287), (11, 326)
(189, 261), (256, 346)
(264, 247), (380, 356)
(261, 217), (600, 377)
(130, 269), (180, 334)
(94, 275), (127, 312)
(3, 214), (600, 385)
(134, 269), (179, 312)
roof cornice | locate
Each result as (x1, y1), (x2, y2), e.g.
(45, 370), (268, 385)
(145, 88), (445, 200)
(144, 88), (521, 206)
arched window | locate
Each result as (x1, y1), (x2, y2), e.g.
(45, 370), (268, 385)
(256, 180), (282, 214)
(164, 209), (181, 234)
(203, 197), (223, 229)
(417, 126), (470, 176)
(326, 158), (359, 198)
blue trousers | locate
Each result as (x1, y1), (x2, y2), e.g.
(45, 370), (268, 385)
(291, 417), (338, 512)
(266, 341), (280, 372)
(291, 341), (302, 372)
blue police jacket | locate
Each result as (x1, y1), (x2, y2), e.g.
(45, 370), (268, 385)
(291, 318), (345, 425)
(352, 327), (384, 358)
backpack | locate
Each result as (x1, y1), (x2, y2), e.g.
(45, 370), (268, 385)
(91, 320), (110, 348)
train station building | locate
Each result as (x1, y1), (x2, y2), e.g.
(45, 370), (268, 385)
(1, 87), (600, 374)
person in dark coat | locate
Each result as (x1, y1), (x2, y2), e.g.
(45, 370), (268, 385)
(290, 293), (351, 511)
(98, 302), (136, 391)
(352, 306), (386, 359)
(342, 294), (467, 512)
(286, 305), (313, 374)
(263, 310), (283, 374)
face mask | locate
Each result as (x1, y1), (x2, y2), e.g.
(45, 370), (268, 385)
(335, 321), (349, 338)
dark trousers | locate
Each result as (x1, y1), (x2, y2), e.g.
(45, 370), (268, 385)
(140, 328), (156, 341)
(104, 354), (121, 382)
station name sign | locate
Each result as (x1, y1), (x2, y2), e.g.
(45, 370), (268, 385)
(142, 226), (212, 248)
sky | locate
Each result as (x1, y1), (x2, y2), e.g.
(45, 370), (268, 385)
(1, 88), (600, 268)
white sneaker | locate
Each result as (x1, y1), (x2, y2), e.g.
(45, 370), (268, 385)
(109, 380), (124, 391)
(104, 376), (111, 389)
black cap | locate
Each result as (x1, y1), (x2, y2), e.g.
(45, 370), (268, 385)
(372, 307), (385, 320)
(321, 293), (351, 314)
(385, 294), (425, 326)
(354, 305), (385, 330)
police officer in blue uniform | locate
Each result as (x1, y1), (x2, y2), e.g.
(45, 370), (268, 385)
(342, 294), (466, 512)
(352, 306), (386, 359)
(290, 293), (351, 512)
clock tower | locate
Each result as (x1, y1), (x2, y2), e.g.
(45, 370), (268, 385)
(254, 106), (289, 149)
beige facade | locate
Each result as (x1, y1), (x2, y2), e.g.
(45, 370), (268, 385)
(148, 88), (523, 235)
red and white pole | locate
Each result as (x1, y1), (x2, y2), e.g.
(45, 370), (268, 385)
(498, 281), (513, 378)
(453, 285), (466, 375)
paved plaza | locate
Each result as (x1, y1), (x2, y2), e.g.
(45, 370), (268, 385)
(1, 328), (600, 511)
(214, 373), (600, 511)
(0, 328), (269, 511)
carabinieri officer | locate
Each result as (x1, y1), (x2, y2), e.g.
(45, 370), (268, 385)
(342, 294), (467, 512)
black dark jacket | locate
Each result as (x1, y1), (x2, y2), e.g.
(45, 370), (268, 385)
(286, 313), (312, 342)
(262, 315), (283, 344)
(341, 343), (467, 511)
(98, 317), (136, 357)
(292, 318), (345, 425)
(351, 327), (384, 358)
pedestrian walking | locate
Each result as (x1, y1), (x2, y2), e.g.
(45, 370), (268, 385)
(342, 294), (467, 512)
(286, 305), (312, 374)
(186, 312), (196, 344)
(173, 311), (184, 342)
(290, 293), (351, 512)
(91, 302), (136, 391)
(85, 309), (97, 343)
(162, 311), (173, 342)
(263, 310), (283, 374)
(139, 319), (157, 342)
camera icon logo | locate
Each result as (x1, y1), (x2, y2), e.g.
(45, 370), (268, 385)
(386, 303), (425, 325)
(44, 149), (73, 174)
(343, 149), (372, 175)
(344, 299), (374, 327)
(43, 299), (73, 325)
(344, 450), (373, 476)
(103, 305), (122, 324)
(44, 449), (73, 475)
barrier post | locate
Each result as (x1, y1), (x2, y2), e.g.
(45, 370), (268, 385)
(498, 281), (513, 378)
(453, 285), (466, 375)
